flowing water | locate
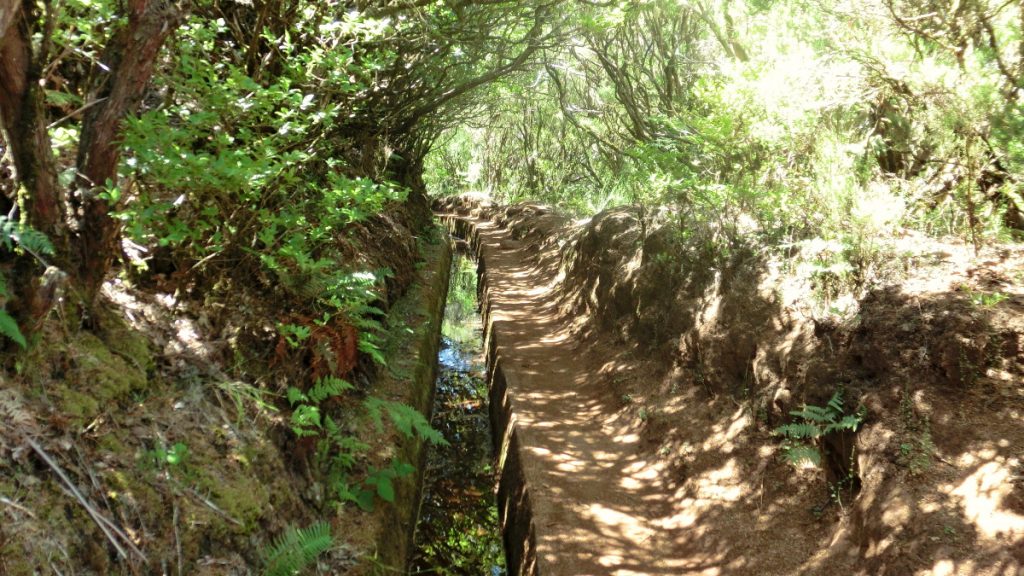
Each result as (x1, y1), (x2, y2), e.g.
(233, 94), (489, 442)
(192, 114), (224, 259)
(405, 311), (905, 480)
(409, 252), (505, 575)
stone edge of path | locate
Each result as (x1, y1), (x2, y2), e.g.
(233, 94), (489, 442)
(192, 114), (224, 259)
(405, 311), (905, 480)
(441, 212), (543, 576)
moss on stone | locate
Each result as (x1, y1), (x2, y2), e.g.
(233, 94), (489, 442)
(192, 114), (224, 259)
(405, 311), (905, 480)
(0, 543), (36, 576)
(73, 331), (148, 395)
(96, 431), (127, 456)
(54, 384), (101, 423)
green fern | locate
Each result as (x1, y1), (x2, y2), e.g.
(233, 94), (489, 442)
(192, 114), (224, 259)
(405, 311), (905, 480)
(773, 389), (863, 467)
(0, 216), (54, 257)
(0, 275), (25, 348)
(0, 309), (26, 348)
(287, 377), (353, 408)
(263, 521), (333, 576)
(774, 421), (819, 440)
(783, 445), (822, 466)
(364, 397), (448, 446)
(307, 376), (353, 404)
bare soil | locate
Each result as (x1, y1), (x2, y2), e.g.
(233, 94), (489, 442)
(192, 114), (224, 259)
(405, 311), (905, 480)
(440, 195), (1024, 576)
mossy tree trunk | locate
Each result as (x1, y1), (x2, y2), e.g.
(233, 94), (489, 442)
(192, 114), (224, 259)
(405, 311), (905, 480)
(0, 0), (184, 318)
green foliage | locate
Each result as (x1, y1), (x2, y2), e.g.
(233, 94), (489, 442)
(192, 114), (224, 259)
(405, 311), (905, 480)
(0, 217), (55, 258)
(218, 380), (279, 427)
(278, 324), (312, 349)
(427, 0), (1024, 276)
(963, 287), (1009, 308)
(285, 375), (443, 511)
(262, 521), (333, 576)
(365, 397), (449, 447)
(773, 390), (864, 467)
(143, 442), (190, 471)
(286, 377), (352, 438)
(0, 217), (56, 348)
(442, 256), (480, 345)
(0, 310), (26, 349)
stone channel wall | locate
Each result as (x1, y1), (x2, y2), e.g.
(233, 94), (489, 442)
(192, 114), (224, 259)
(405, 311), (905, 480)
(358, 236), (452, 574)
(440, 212), (541, 576)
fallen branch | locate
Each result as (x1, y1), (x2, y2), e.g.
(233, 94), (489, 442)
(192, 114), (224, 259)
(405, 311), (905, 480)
(26, 438), (148, 564)
(184, 486), (243, 527)
(0, 495), (36, 518)
(173, 502), (183, 576)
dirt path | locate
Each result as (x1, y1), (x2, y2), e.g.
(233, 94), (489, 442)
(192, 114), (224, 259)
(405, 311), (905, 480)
(471, 217), (685, 575)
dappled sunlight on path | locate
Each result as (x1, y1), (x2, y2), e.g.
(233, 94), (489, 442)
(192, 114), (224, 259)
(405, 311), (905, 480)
(472, 218), (687, 575)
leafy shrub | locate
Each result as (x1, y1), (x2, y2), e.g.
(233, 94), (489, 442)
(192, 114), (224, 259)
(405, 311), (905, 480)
(286, 376), (447, 511)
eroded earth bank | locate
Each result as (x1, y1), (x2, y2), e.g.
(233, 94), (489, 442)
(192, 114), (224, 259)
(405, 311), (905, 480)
(438, 194), (1023, 576)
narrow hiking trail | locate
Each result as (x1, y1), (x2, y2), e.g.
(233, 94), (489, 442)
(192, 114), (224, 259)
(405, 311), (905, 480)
(446, 204), (1024, 576)
(469, 216), (683, 575)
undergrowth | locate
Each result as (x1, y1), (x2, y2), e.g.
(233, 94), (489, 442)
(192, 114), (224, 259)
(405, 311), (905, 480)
(774, 390), (865, 468)
(263, 522), (333, 576)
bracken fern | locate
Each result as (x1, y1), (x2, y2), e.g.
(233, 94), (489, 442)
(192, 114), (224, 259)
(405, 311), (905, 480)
(773, 390), (863, 467)
(263, 521), (333, 576)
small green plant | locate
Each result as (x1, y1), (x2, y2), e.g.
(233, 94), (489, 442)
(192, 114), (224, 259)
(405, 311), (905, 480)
(217, 380), (279, 427)
(0, 281), (26, 348)
(0, 215), (56, 260)
(144, 442), (190, 470)
(263, 521), (333, 576)
(773, 390), (864, 467)
(964, 288), (1009, 308)
(364, 397), (447, 446)
(286, 376), (354, 437)
(278, 323), (312, 348)
(286, 376), (446, 511)
(0, 216), (56, 348)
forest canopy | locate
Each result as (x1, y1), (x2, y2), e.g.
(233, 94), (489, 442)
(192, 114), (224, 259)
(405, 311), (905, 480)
(429, 0), (1024, 240)
(0, 1), (1022, 572)
(0, 0), (1021, 342)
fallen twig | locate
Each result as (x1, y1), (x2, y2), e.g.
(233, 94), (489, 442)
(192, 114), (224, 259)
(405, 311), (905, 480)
(184, 486), (243, 526)
(26, 438), (148, 564)
(0, 495), (36, 518)
(173, 502), (183, 576)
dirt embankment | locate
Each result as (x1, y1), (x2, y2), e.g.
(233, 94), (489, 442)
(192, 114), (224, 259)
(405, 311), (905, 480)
(0, 185), (445, 574)
(438, 194), (1024, 575)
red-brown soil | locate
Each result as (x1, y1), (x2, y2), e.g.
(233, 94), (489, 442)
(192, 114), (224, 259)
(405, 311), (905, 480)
(440, 195), (1024, 576)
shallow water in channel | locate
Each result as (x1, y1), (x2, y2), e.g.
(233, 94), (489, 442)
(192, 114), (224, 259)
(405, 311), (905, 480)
(409, 253), (505, 575)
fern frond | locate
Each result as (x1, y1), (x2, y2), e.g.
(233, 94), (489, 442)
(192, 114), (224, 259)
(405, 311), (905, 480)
(263, 521), (333, 576)
(365, 398), (448, 446)
(307, 376), (353, 404)
(0, 216), (54, 256)
(783, 445), (821, 466)
(789, 404), (831, 423)
(774, 422), (820, 440)
(286, 387), (308, 406)
(0, 310), (26, 348)
(825, 414), (862, 434)
(826, 390), (845, 415)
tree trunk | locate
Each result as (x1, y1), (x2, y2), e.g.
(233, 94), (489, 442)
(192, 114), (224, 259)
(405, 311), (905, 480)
(1, 0), (183, 312)
(0, 1), (65, 240)
(72, 0), (183, 298)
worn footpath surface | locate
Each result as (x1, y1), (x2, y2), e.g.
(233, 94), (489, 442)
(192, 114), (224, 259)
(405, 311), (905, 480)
(471, 216), (683, 575)
(445, 197), (1024, 576)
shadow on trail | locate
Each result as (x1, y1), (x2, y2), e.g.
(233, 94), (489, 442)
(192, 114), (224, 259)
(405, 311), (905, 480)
(441, 203), (1024, 576)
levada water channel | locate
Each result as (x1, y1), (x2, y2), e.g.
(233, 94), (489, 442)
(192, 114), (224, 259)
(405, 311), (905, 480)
(409, 249), (506, 575)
